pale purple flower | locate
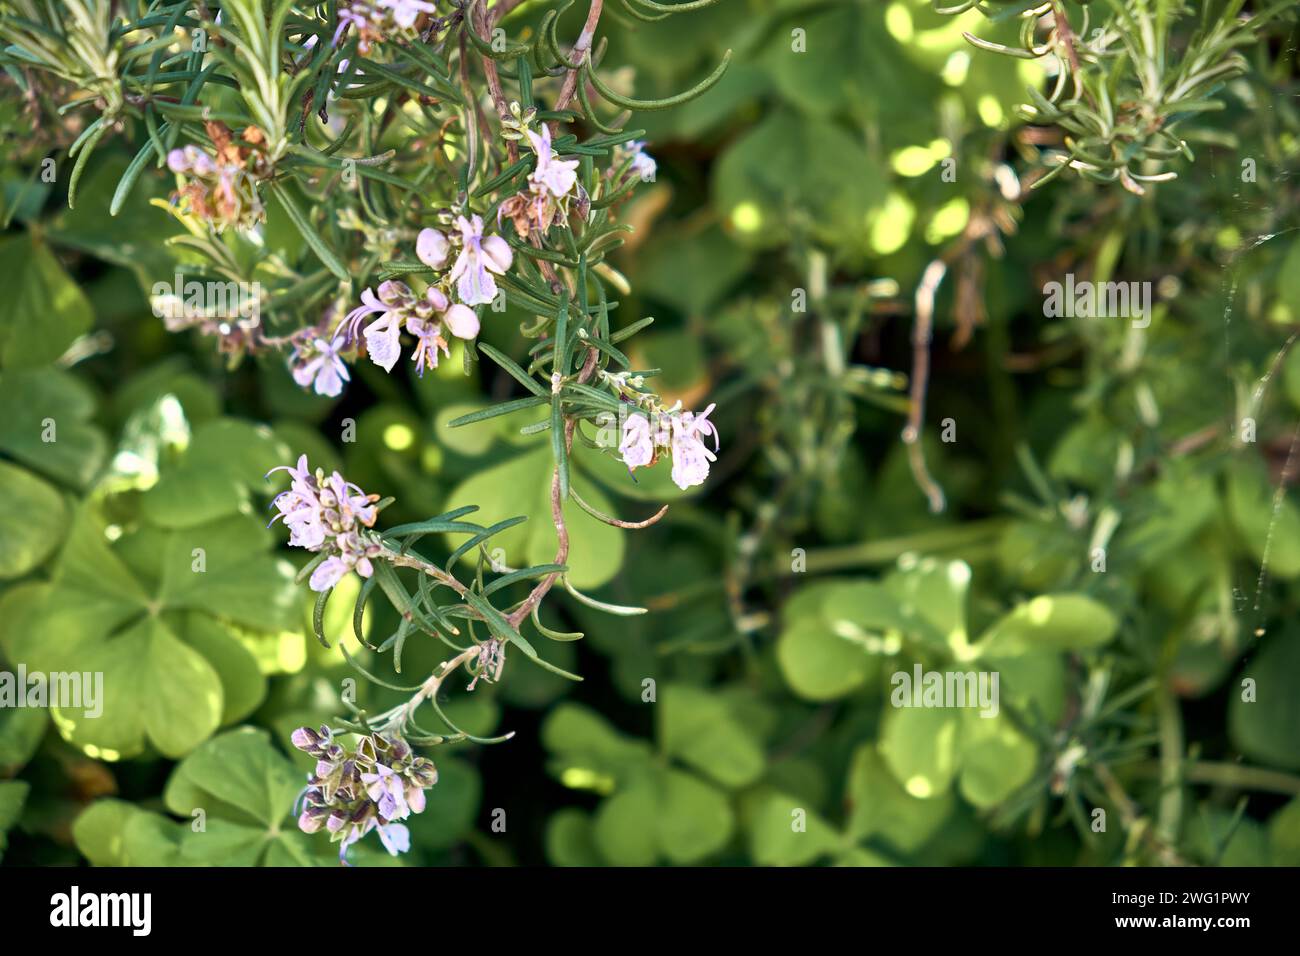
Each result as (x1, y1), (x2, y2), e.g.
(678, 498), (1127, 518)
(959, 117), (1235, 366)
(450, 214), (513, 306)
(268, 454), (327, 549)
(167, 145), (216, 177)
(341, 280), (411, 370)
(309, 555), (351, 591)
(361, 764), (409, 820)
(526, 125), (580, 199)
(416, 227), (449, 268)
(268, 457), (381, 591)
(379, 0), (435, 28)
(320, 472), (379, 529)
(340, 287), (384, 342)
(363, 312), (404, 372)
(376, 822), (410, 856)
(627, 140), (657, 182)
(407, 316), (448, 376)
(617, 404), (720, 490)
(292, 728), (429, 864)
(344, 282), (483, 375)
(444, 303), (480, 339)
(332, 6), (370, 46)
(290, 335), (349, 397)
(298, 802), (330, 834)
(620, 412), (655, 469)
(669, 403), (719, 490)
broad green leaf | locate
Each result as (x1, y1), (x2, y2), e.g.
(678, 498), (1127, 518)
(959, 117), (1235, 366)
(0, 233), (93, 368)
(778, 616), (875, 700)
(7, 502), (298, 759)
(956, 709), (1038, 808)
(442, 448), (625, 589)
(0, 368), (107, 488)
(883, 556), (972, 649)
(0, 705), (47, 773)
(1226, 458), (1300, 579)
(73, 799), (184, 867)
(0, 779), (28, 862)
(541, 702), (651, 786)
(654, 769), (733, 864)
(65, 614), (223, 758)
(164, 726), (302, 829)
(981, 650), (1066, 726)
(846, 745), (953, 853)
(746, 789), (841, 866)
(593, 784), (659, 865)
(1122, 467), (1218, 567)
(0, 461), (67, 579)
(1229, 630), (1300, 770)
(776, 578), (900, 700)
(1278, 236), (1300, 319)
(545, 808), (604, 867)
(142, 418), (289, 528)
(158, 514), (300, 631)
(1186, 808), (1270, 867)
(1268, 798), (1300, 866)
(878, 704), (959, 799)
(978, 593), (1119, 654)
(179, 818), (272, 867)
(180, 613), (267, 725)
(413, 756), (481, 851)
(834, 847), (896, 866)
(712, 109), (888, 251)
(659, 683), (765, 788)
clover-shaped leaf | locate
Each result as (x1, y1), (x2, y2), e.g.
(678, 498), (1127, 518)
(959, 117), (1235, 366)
(0, 461), (67, 580)
(141, 418), (289, 528)
(3, 504), (296, 758)
(0, 368), (107, 489)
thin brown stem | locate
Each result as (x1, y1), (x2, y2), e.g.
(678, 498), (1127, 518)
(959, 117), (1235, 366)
(902, 258), (947, 514)
(471, 0), (519, 164)
(506, 347), (600, 626)
(553, 0), (603, 114)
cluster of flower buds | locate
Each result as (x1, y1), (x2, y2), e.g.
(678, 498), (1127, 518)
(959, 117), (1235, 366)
(333, 0), (436, 54)
(166, 122), (271, 232)
(292, 726), (438, 863)
(268, 455), (383, 591)
(619, 402), (721, 491)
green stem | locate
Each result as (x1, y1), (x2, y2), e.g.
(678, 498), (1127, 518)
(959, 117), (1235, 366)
(1155, 684), (1184, 846)
(778, 519), (1007, 576)
(1133, 760), (1300, 798)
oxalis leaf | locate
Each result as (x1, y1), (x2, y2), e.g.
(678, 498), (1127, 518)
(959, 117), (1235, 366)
(0, 503), (298, 759)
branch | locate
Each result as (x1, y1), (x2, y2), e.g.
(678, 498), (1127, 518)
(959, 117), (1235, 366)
(553, 0), (604, 114)
(506, 345), (600, 626)
(902, 258), (947, 514)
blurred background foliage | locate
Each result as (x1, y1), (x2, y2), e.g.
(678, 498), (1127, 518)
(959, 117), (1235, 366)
(3, 0), (1300, 867)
